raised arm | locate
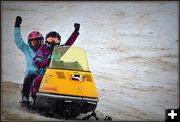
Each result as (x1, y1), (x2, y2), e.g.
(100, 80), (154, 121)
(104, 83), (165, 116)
(14, 16), (28, 53)
(63, 23), (80, 46)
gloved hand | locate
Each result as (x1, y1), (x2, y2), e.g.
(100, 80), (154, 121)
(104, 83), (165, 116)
(74, 23), (80, 32)
(15, 16), (22, 28)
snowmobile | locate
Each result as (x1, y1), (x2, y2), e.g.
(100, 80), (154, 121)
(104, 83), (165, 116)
(29, 46), (99, 119)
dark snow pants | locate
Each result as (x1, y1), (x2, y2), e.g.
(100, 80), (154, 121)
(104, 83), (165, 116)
(22, 74), (37, 99)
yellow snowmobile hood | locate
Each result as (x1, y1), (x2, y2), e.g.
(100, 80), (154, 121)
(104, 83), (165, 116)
(38, 46), (98, 100)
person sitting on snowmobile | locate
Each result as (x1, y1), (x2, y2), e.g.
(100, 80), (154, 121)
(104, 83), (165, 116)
(30, 23), (80, 98)
(14, 16), (44, 106)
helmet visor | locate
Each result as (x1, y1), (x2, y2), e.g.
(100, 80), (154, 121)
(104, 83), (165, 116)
(47, 37), (59, 44)
(30, 39), (39, 46)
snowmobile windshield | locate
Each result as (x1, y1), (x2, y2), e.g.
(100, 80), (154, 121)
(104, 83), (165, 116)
(49, 46), (90, 71)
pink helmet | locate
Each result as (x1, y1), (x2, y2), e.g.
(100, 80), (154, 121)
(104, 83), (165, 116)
(27, 31), (44, 41)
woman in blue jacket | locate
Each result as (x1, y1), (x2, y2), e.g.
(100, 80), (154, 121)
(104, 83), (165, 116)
(14, 16), (44, 106)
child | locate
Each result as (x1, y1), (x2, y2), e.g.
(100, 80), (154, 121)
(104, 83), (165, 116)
(30, 23), (80, 98)
(14, 16), (44, 105)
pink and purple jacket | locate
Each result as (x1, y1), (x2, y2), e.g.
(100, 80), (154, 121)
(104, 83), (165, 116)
(30, 31), (79, 96)
(34, 31), (79, 76)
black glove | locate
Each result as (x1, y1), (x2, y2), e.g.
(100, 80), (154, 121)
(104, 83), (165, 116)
(15, 16), (22, 28)
(74, 23), (80, 32)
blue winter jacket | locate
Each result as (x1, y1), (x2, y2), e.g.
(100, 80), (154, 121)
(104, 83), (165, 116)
(14, 27), (38, 76)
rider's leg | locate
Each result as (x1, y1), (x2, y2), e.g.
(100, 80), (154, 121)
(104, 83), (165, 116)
(22, 73), (37, 102)
(30, 75), (43, 97)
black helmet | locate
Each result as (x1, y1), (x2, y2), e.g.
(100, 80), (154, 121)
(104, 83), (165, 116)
(45, 31), (61, 49)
